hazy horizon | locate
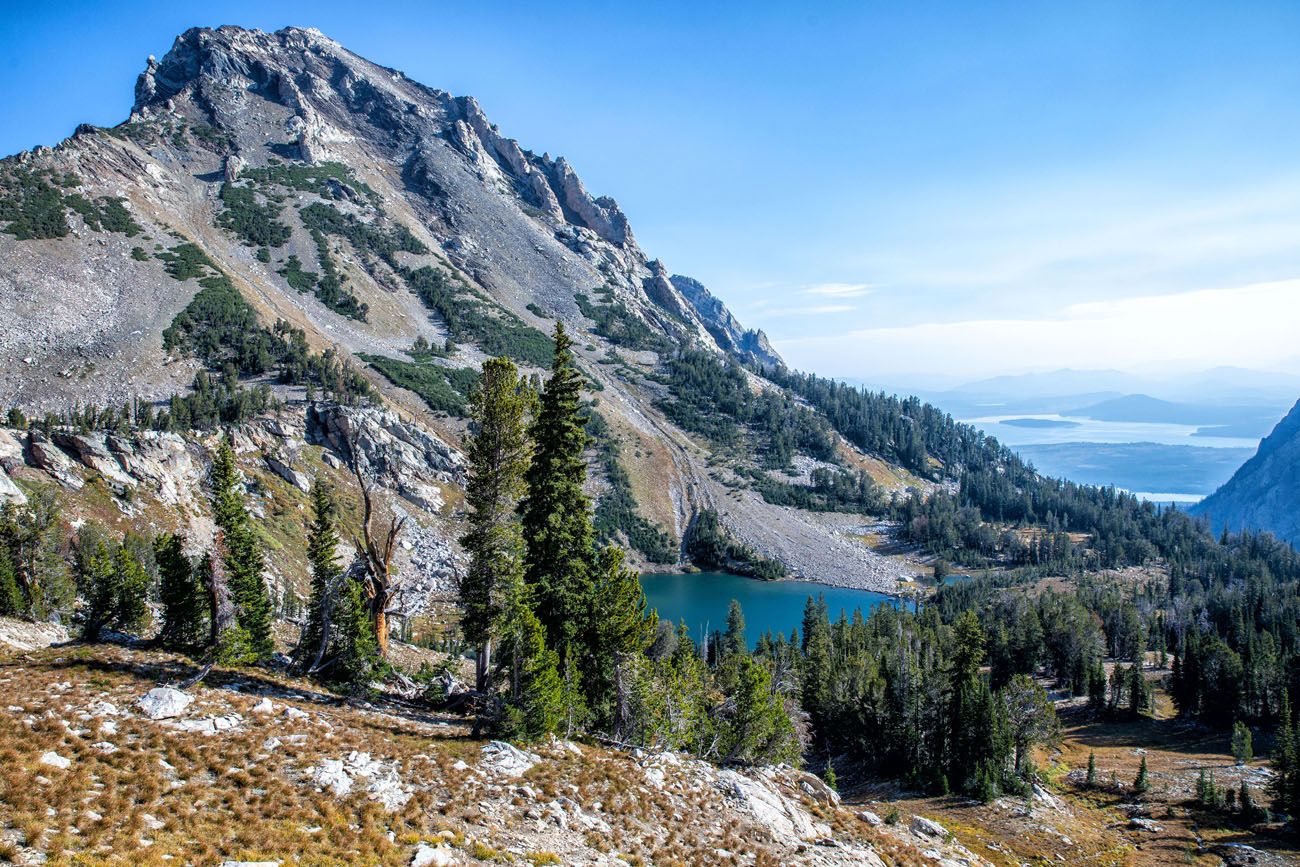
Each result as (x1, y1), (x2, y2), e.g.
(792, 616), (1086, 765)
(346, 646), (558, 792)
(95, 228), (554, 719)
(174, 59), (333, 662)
(3, 2), (1297, 382)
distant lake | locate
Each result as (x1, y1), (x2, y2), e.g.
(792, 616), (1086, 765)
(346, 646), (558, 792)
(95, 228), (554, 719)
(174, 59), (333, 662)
(640, 571), (905, 648)
(1002, 417), (1081, 429)
(966, 414), (1259, 450)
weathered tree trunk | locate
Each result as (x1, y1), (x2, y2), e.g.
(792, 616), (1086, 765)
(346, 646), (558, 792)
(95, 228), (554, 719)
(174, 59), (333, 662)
(305, 579), (336, 675)
(476, 638), (492, 693)
(373, 599), (390, 659)
(347, 428), (406, 661)
(204, 538), (236, 651)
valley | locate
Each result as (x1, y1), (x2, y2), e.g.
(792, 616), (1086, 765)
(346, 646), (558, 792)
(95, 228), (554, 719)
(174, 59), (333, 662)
(0, 20), (1298, 867)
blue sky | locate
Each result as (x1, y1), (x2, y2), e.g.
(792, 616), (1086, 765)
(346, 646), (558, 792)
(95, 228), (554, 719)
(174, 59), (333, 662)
(3, 1), (1299, 384)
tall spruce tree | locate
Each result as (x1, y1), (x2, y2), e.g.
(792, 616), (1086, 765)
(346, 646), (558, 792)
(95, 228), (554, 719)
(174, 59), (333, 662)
(459, 357), (533, 698)
(154, 533), (207, 650)
(520, 322), (593, 681)
(719, 654), (799, 766)
(209, 435), (274, 663)
(297, 478), (344, 673)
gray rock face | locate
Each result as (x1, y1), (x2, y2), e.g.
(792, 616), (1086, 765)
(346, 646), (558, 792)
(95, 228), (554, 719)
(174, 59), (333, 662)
(265, 453), (311, 493)
(307, 402), (464, 512)
(671, 274), (782, 369)
(0, 466), (24, 505)
(26, 433), (84, 490)
(1192, 399), (1300, 545)
(53, 431), (136, 487)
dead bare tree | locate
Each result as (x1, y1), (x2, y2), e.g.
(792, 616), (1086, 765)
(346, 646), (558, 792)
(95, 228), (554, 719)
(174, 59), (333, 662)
(347, 427), (406, 659)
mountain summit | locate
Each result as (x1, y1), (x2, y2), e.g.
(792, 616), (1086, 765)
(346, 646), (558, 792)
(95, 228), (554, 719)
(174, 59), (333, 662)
(0, 24), (905, 589)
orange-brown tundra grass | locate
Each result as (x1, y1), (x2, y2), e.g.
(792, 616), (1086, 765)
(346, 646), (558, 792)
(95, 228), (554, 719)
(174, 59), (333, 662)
(0, 642), (907, 866)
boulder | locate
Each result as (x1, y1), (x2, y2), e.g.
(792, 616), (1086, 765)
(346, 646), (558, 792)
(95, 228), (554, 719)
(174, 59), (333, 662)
(309, 751), (411, 810)
(136, 687), (193, 720)
(169, 713), (243, 735)
(0, 428), (24, 471)
(307, 403), (464, 511)
(910, 815), (948, 840)
(856, 810), (883, 826)
(52, 431), (135, 487)
(109, 432), (199, 505)
(411, 843), (457, 866)
(265, 453), (311, 492)
(479, 741), (539, 777)
(797, 770), (841, 806)
(715, 769), (831, 844)
(39, 751), (72, 769)
(0, 466), (25, 505)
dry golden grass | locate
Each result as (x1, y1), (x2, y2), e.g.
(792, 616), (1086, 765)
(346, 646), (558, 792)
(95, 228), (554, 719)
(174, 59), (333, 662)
(0, 642), (918, 866)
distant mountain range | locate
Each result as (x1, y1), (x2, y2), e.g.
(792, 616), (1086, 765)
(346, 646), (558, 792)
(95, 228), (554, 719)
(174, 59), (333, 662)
(1192, 400), (1300, 545)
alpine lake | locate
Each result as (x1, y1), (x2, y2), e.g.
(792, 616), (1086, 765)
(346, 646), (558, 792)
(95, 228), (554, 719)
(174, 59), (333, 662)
(639, 571), (910, 648)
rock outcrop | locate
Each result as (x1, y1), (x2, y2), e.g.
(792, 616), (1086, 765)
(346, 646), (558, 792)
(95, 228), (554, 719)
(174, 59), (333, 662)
(671, 274), (782, 369)
(307, 403), (464, 512)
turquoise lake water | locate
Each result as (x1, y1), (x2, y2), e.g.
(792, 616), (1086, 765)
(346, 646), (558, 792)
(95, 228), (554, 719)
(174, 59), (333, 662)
(639, 571), (904, 647)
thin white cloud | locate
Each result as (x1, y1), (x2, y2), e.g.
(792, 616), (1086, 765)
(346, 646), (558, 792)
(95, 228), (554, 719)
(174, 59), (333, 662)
(775, 278), (1300, 378)
(768, 303), (856, 316)
(802, 282), (874, 298)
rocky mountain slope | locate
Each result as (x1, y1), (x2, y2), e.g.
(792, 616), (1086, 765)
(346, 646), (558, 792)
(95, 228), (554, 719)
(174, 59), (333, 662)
(1192, 399), (1300, 545)
(0, 24), (918, 593)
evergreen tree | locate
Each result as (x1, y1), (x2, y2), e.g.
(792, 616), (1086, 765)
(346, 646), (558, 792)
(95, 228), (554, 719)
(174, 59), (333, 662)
(331, 572), (381, 692)
(1240, 780), (1255, 819)
(1003, 673), (1058, 778)
(79, 539), (151, 641)
(1087, 659), (1107, 712)
(154, 533), (206, 650)
(78, 539), (118, 641)
(801, 595), (833, 738)
(0, 548), (24, 617)
(297, 478), (343, 672)
(719, 654), (798, 766)
(1128, 663), (1149, 717)
(0, 492), (72, 619)
(209, 435), (274, 663)
(459, 357), (532, 699)
(1133, 755), (1150, 797)
(1271, 691), (1295, 814)
(520, 322), (594, 670)
(1231, 720), (1254, 765)
(724, 598), (747, 658)
(1086, 750), (1097, 787)
(587, 544), (656, 732)
(498, 571), (563, 740)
